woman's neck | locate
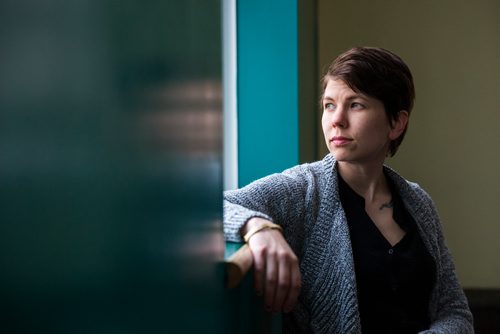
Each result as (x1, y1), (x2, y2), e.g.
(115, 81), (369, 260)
(337, 161), (390, 204)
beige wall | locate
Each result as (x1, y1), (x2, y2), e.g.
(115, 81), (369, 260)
(317, 0), (500, 288)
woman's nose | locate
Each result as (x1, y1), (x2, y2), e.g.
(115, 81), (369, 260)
(331, 108), (347, 128)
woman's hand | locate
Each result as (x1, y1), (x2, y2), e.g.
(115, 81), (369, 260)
(243, 217), (302, 313)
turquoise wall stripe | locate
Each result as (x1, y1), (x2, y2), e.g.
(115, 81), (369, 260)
(237, 0), (299, 187)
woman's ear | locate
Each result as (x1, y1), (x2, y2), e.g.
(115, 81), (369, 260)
(389, 110), (409, 140)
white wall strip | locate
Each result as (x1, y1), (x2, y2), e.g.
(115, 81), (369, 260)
(222, 0), (238, 190)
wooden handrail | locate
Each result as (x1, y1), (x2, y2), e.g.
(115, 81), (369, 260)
(225, 244), (253, 288)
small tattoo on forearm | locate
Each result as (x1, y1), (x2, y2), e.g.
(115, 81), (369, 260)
(379, 201), (394, 210)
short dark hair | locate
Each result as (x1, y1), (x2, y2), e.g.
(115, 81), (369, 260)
(322, 47), (415, 156)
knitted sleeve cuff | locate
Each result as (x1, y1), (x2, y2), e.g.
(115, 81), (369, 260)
(223, 200), (273, 242)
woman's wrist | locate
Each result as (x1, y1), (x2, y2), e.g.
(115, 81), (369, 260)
(241, 217), (282, 243)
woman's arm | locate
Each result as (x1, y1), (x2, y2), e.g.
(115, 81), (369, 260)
(223, 166), (315, 313)
(414, 188), (474, 333)
(224, 201), (302, 312)
(423, 232), (474, 333)
(224, 168), (311, 235)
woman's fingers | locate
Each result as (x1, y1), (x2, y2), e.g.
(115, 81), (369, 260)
(252, 244), (266, 296)
(283, 257), (301, 313)
(272, 251), (291, 312)
(264, 250), (278, 310)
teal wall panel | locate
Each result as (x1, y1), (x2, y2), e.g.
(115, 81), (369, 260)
(231, 1), (300, 332)
(237, 0), (299, 187)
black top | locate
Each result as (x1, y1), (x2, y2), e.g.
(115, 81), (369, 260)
(338, 173), (436, 334)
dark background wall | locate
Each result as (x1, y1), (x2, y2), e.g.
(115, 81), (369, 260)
(316, 0), (500, 290)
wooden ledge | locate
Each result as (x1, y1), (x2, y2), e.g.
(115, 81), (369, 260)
(225, 243), (253, 288)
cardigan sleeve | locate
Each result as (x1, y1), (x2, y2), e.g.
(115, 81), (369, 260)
(223, 164), (316, 243)
(410, 185), (474, 334)
(424, 225), (474, 333)
(223, 201), (273, 242)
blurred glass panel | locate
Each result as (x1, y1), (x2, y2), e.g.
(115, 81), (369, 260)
(0, 0), (224, 332)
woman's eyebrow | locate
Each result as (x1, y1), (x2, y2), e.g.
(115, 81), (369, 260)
(323, 94), (367, 101)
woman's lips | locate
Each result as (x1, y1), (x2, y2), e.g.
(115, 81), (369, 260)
(330, 136), (353, 146)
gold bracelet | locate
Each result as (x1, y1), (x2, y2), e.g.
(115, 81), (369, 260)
(243, 221), (283, 243)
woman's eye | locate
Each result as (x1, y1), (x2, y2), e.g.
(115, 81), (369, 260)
(325, 103), (335, 110)
(351, 102), (364, 110)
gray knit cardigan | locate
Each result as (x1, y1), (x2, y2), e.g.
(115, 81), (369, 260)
(224, 154), (473, 333)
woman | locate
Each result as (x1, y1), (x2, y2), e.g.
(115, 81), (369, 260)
(224, 47), (473, 333)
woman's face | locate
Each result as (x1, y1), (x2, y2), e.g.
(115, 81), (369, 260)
(321, 79), (406, 165)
